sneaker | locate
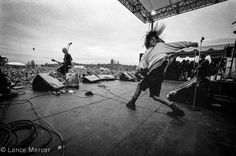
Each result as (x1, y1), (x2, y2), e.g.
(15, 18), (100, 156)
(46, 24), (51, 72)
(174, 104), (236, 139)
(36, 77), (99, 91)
(168, 104), (185, 117)
(126, 101), (136, 110)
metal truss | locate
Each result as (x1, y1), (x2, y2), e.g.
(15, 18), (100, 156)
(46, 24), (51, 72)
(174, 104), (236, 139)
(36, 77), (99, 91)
(118, 0), (228, 23)
(118, 0), (153, 23)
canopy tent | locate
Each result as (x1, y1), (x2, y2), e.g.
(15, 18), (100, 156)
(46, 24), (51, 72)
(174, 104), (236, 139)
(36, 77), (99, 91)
(176, 38), (235, 58)
(100, 67), (110, 71)
(118, 0), (228, 23)
(6, 62), (26, 67)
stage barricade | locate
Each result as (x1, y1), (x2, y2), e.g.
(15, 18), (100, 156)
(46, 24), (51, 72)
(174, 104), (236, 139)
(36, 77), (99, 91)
(168, 77), (236, 109)
(167, 77), (208, 106)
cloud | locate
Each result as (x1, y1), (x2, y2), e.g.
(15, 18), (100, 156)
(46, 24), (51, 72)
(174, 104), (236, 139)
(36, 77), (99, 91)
(0, 0), (147, 65)
(0, 0), (234, 65)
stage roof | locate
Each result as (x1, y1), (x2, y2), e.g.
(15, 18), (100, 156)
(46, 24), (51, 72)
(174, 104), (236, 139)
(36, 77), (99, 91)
(118, 0), (228, 23)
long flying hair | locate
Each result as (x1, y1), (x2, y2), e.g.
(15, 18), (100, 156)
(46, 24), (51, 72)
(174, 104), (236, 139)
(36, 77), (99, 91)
(144, 23), (166, 49)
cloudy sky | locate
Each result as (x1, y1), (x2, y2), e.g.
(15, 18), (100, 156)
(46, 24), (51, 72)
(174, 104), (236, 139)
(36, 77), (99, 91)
(0, 0), (235, 65)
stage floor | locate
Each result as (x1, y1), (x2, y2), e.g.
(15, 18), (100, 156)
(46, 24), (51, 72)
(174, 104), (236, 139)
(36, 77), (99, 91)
(1, 80), (236, 156)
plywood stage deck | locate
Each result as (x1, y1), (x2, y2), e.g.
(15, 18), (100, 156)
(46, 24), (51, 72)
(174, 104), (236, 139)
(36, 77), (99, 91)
(1, 80), (236, 156)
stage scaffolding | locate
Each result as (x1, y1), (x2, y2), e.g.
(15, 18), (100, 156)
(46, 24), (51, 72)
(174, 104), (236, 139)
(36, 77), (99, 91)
(118, 0), (228, 23)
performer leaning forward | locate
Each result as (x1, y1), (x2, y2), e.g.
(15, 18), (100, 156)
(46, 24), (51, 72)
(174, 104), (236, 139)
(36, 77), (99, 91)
(127, 23), (198, 117)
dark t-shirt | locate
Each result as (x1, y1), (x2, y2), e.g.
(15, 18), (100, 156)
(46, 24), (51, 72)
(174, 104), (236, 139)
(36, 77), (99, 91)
(57, 53), (72, 75)
(64, 53), (72, 67)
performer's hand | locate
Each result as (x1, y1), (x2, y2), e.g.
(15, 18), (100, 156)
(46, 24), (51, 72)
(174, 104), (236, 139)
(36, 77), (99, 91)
(139, 69), (148, 77)
(135, 71), (145, 79)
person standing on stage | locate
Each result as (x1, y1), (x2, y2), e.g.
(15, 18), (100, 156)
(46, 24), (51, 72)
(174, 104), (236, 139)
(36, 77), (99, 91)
(196, 54), (210, 82)
(57, 47), (73, 82)
(126, 23), (198, 117)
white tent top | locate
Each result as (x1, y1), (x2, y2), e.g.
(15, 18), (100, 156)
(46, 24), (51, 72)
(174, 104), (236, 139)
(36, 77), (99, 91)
(100, 67), (110, 71)
(6, 62), (26, 66)
(202, 38), (235, 47)
(118, 0), (227, 23)
(177, 38), (235, 53)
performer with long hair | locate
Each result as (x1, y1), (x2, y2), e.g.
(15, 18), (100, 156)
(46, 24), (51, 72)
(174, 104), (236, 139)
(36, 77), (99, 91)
(57, 47), (73, 82)
(127, 23), (198, 117)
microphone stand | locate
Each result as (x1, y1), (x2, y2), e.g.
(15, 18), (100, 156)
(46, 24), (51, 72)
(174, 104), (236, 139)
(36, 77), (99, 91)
(191, 38), (204, 111)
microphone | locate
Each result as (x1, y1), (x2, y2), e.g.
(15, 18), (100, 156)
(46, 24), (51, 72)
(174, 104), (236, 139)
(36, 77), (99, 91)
(200, 37), (205, 42)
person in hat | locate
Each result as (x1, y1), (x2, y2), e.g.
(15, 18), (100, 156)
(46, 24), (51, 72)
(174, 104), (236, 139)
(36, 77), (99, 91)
(126, 23), (198, 117)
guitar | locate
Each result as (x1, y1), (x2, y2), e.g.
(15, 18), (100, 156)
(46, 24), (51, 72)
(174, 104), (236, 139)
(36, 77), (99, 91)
(51, 59), (63, 64)
(51, 59), (73, 69)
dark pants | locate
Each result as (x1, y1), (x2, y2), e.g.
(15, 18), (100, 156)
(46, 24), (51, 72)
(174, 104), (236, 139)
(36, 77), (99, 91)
(139, 62), (167, 97)
(57, 64), (69, 75)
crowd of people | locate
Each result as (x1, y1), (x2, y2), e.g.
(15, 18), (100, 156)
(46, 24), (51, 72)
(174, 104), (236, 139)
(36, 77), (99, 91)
(0, 55), (227, 88)
(165, 56), (226, 81)
(0, 65), (135, 87)
(0, 66), (52, 86)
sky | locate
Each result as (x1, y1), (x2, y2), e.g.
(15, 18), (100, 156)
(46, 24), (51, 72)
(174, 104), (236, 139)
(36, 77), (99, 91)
(0, 0), (235, 65)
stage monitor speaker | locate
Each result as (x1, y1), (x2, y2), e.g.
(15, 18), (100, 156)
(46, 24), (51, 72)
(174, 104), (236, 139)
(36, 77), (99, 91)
(33, 73), (64, 91)
(65, 73), (79, 88)
(119, 72), (137, 81)
(82, 75), (100, 83)
(97, 74), (115, 81)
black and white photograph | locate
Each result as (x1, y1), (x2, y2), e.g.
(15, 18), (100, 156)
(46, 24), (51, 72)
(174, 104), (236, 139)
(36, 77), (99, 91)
(0, 0), (236, 155)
